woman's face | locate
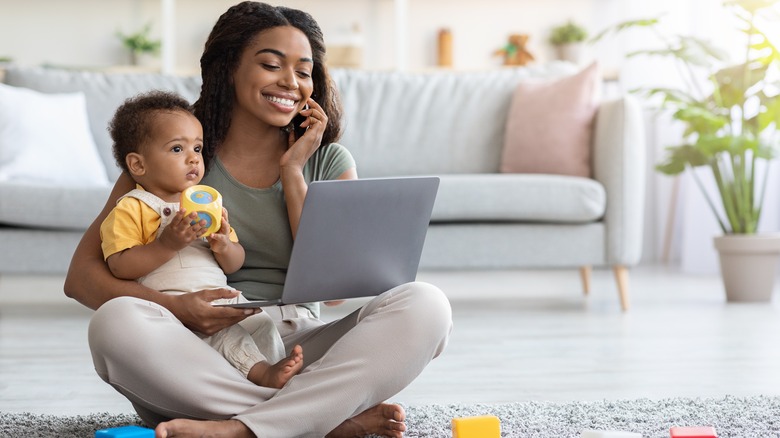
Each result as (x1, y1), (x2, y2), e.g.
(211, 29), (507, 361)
(232, 25), (314, 128)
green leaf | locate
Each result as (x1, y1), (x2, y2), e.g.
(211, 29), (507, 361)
(673, 106), (729, 137)
(747, 28), (780, 64)
(683, 36), (731, 62)
(627, 36), (729, 68)
(695, 135), (735, 155)
(757, 91), (780, 131)
(656, 144), (710, 175)
(116, 22), (161, 55)
(589, 17), (661, 43)
(633, 87), (698, 107)
(549, 21), (588, 45)
(712, 63), (768, 108)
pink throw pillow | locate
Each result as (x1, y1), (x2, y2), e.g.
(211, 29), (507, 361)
(500, 62), (600, 177)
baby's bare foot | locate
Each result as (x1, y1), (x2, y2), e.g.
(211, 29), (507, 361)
(326, 403), (406, 438)
(254, 344), (303, 389)
(155, 418), (254, 438)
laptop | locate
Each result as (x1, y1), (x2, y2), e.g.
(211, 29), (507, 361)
(216, 176), (440, 308)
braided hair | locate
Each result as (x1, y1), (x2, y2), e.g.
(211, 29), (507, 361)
(194, 1), (343, 169)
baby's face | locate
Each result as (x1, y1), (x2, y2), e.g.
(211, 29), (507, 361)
(137, 111), (205, 201)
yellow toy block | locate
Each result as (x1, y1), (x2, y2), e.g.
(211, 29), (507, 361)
(451, 415), (501, 438)
(181, 185), (222, 237)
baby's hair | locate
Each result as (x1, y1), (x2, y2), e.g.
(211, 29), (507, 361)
(109, 90), (193, 174)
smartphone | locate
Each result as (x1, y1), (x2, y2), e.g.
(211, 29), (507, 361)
(290, 103), (310, 139)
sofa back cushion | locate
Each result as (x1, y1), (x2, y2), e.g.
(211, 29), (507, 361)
(3, 64), (579, 181)
(331, 63), (576, 177)
(3, 67), (202, 181)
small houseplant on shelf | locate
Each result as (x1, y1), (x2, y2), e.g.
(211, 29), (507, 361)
(549, 20), (588, 63)
(596, 0), (780, 301)
(116, 23), (161, 67)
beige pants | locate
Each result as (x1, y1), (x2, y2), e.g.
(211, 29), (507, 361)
(88, 281), (452, 437)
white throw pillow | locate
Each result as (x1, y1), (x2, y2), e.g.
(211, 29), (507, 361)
(0, 83), (109, 186)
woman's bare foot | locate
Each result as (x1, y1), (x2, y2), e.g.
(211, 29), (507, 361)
(155, 418), (254, 438)
(326, 403), (406, 438)
(247, 345), (304, 389)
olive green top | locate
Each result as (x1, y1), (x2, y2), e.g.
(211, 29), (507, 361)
(201, 143), (356, 317)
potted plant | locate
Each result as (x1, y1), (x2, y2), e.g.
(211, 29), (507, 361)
(595, 0), (780, 301)
(116, 23), (161, 67)
(549, 21), (588, 63)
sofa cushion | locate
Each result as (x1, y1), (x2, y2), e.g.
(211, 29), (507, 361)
(432, 174), (605, 223)
(0, 174), (605, 230)
(500, 62), (600, 177)
(0, 181), (111, 230)
(331, 62), (578, 178)
(3, 67), (202, 182)
(0, 83), (109, 186)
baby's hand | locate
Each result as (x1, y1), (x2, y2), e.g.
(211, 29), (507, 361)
(159, 209), (203, 251)
(208, 208), (232, 254)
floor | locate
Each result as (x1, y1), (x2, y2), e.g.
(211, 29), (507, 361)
(2, 265), (780, 416)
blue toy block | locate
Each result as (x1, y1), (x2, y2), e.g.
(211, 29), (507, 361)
(95, 425), (155, 438)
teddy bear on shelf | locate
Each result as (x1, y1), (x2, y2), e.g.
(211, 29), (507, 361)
(495, 33), (535, 66)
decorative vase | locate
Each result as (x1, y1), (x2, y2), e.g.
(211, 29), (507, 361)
(128, 51), (160, 71)
(714, 234), (780, 302)
(555, 43), (583, 64)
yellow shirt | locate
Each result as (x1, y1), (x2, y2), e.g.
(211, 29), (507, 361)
(100, 186), (237, 261)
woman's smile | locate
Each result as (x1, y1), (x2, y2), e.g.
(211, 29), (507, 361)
(264, 93), (298, 112)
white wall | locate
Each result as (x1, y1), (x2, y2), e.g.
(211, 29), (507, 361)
(0, 0), (616, 73)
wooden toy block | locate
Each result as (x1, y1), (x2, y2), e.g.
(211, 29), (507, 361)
(95, 425), (155, 438)
(451, 415), (501, 438)
(581, 429), (643, 438)
(669, 426), (717, 438)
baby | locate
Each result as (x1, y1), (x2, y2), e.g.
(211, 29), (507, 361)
(100, 90), (302, 388)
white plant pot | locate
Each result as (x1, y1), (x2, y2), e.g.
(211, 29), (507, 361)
(714, 234), (780, 302)
(555, 43), (584, 64)
(129, 52), (160, 70)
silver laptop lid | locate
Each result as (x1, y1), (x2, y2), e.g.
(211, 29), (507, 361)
(281, 176), (440, 305)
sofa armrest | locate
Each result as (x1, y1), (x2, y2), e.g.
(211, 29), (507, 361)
(592, 95), (646, 266)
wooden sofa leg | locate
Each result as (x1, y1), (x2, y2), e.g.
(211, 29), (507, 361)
(613, 265), (630, 312)
(579, 266), (591, 296)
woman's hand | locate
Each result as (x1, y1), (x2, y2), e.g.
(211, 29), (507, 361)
(166, 288), (258, 336)
(64, 172), (160, 309)
(280, 97), (328, 172)
(279, 97), (329, 238)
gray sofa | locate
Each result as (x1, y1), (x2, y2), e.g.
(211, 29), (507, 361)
(0, 64), (645, 310)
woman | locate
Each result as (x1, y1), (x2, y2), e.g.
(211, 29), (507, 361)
(64, 2), (452, 437)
